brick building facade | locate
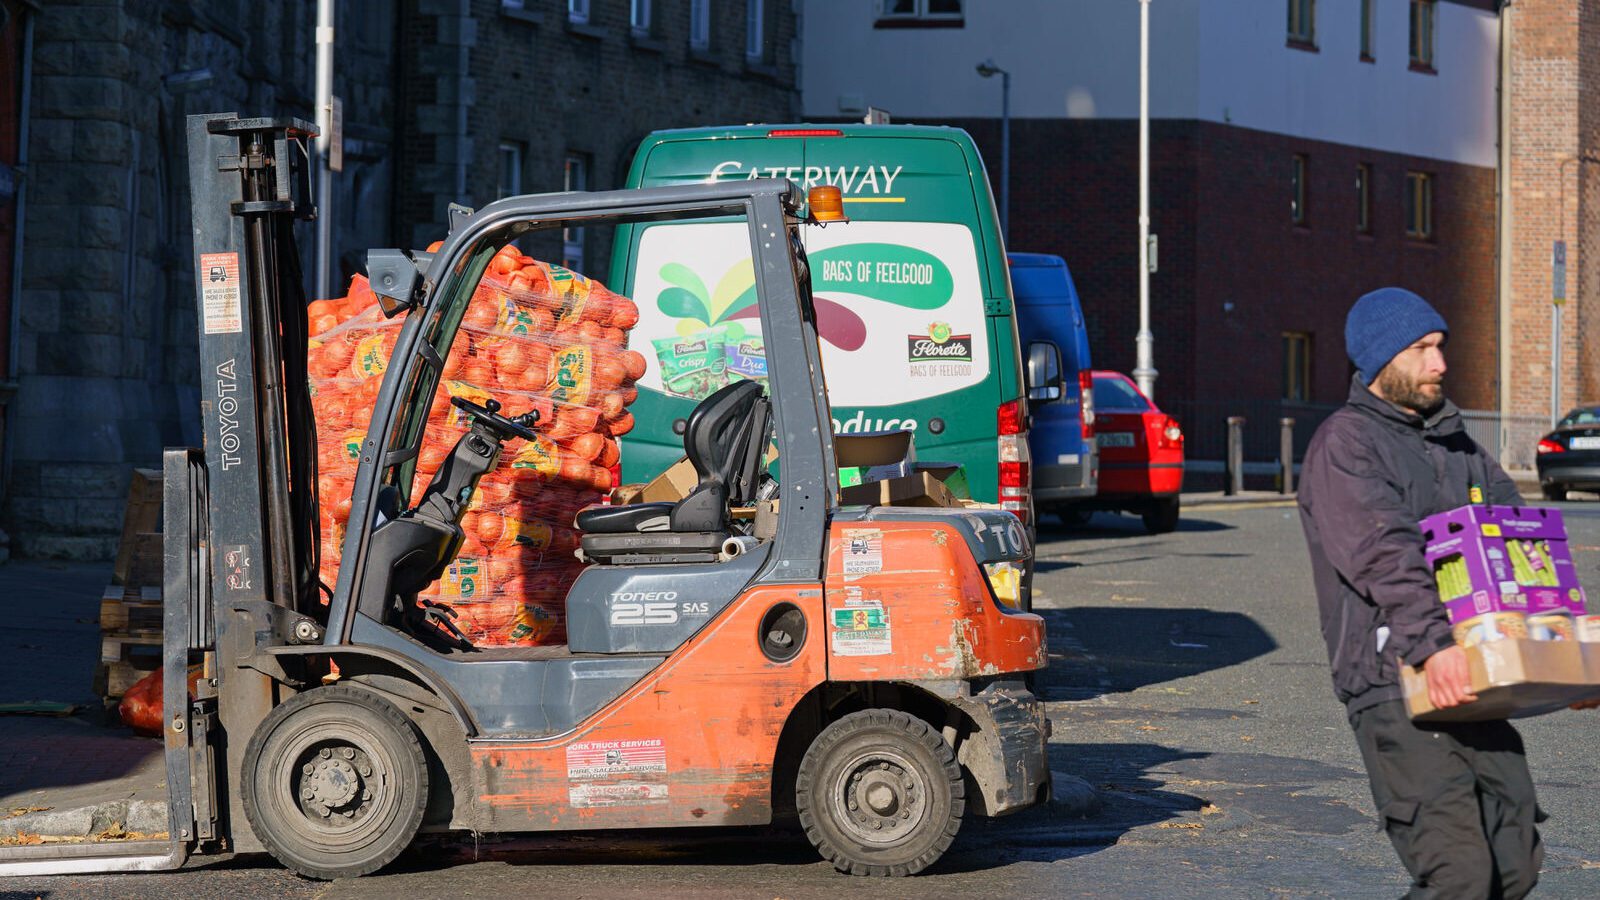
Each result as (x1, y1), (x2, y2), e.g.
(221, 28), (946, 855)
(0, 0), (797, 559)
(803, 0), (1521, 464)
(1502, 0), (1600, 464)
(940, 118), (1500, 447)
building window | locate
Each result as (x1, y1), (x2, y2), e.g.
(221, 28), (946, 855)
(502, 0), (525, 8)
(630, 0), (653, 37)
(745, 0), (767, 61)
(1291, 154), (1308, 225)
(1283, 333), (1312, 403)
(1410, 0), (1435, 70)
(1359, 0), (1375, 60)
(1356, 163), (1371, 233)
(563, 153), (590, 271)
(1404, 171), (1433, 239)
(497, 142), (524, 199)
(1287, 0), (1315, 46)
(877, 0), (964, 26)
(568, 0), (590, 25)
(690, 0), (711, 50)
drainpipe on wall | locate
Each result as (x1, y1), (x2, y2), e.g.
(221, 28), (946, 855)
(1496, 0), (1516, 466)
(3, 3), (37, 510)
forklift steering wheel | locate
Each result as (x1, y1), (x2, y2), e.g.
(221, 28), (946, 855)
(450, 395), (539, 442)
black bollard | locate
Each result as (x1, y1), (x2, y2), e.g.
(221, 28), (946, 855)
(1279, 417), (1295, 495)
(1225, 416), (1245, 496)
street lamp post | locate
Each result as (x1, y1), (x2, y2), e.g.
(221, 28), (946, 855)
(976, 59), (1010, 241)
(1133, 0), (1158, 400)
(314, 0), (336, 301)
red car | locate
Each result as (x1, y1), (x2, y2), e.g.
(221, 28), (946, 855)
(1082, 370), (1184, 533)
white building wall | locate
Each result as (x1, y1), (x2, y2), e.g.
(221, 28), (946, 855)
(800, 0), (1498, 166)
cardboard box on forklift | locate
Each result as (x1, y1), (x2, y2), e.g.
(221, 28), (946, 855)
(836, 430), (915, 487)
(1401, 639), (1600, 723)
(612, 443), (780, 506)
(838, 471), (957, 509)
(620, 456), (699, 505)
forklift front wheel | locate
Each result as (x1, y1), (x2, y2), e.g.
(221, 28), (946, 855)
(795, 709), (965, 876)
(241, 684), (430, 880)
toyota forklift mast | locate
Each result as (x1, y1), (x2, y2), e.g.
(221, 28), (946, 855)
(180, 114), (330, 858)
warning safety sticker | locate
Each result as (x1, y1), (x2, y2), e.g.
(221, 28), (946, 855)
(842, 528), (884, 576)
(199, 252), (243, 334)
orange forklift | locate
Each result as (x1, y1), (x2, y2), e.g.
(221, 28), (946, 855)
(0, 114), (1048, 880)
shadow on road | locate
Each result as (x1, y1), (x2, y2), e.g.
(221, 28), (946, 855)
(1037, 511), (1236, 540)
(374, 742), (1217, 879)
(940, 741), (1214, 872)
(1035, 607), (1279, 701)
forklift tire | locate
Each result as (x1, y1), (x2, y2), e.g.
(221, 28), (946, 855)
(795, 709), (964, 876)
(241, 684), (429, 880)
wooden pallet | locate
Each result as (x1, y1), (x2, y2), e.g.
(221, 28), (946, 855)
(97, 585), (164, 701)
(113, 469), (162, 587)
(100, 584), (162, 633)
(100, 469), (165, 702)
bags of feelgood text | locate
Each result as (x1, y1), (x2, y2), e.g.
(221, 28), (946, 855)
(306, 246), (645, 646)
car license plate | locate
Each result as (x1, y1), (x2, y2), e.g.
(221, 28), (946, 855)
(1570, 435), (1600, 450)
(1099, 432), (1135, 447)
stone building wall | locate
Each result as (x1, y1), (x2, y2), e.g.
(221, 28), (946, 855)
(2, 0), (397, 559)
(2, 0), (795, 560)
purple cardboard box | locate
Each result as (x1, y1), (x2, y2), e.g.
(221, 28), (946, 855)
(1420, 505), (1587, 623)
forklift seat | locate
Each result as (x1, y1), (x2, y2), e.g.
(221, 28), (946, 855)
(577, 380), (770, 563)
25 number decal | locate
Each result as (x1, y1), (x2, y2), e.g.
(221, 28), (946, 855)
(611, 602), (679, 626)
(610, 601), (712, 626)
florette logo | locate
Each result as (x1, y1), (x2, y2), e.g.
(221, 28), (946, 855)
(908, 322), (972, 362)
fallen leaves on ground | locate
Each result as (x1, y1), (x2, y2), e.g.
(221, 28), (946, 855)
(3, 806), (49, 820)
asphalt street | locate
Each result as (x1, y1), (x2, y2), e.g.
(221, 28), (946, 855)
(7, 501), (1600, 898)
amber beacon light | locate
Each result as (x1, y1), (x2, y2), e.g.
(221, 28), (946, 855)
(806, 185), (848, 224)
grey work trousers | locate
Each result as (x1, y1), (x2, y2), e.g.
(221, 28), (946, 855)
(1349, 700), (1543, 900)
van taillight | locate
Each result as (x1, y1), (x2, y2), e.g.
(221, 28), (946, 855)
(1079, 370), (1095, 440)
(767, 128), (844, 138)
(998, 399), (1031, 523)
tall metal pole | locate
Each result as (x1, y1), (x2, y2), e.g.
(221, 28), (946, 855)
(1552, 302), (1563, 423)
(1133, 0), (1157, 399)
(1000, 69), (1011, 241)
(314, 0), (335, 301)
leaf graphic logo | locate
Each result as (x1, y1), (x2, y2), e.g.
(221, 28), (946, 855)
(908, 322), (972, 363)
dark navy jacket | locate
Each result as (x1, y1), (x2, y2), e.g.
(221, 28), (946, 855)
(1298, 378), (1521, 712)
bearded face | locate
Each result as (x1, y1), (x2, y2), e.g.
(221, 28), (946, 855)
(1375, 360), (1445, 415)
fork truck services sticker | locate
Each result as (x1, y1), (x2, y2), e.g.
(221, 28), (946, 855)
(842, 528), (884, 576)
(830, 601), (892, 656)
(566, 738), (669, 808)
(199, 252), (243, 334)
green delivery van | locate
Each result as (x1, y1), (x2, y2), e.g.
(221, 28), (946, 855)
(608, 124), (1033, 522)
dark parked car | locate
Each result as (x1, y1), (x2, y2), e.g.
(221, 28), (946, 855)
(1536, 406), (1600, 500)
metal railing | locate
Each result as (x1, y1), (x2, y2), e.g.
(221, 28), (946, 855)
(1171, 401), (1550, 485)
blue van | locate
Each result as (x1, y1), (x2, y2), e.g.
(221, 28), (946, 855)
(1010, 253), (1096, 517)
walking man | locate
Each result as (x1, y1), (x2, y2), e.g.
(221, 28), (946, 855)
(1298, 287), (1541, 897)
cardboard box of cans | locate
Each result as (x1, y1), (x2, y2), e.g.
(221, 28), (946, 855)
(1403, 504), (1600, 722)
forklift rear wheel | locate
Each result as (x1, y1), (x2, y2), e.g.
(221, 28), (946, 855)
(796, 709), (964, 876)
(241, 684), (429, 880)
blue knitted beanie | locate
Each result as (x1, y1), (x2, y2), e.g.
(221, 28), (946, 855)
(1344, 287), (1449, 383)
